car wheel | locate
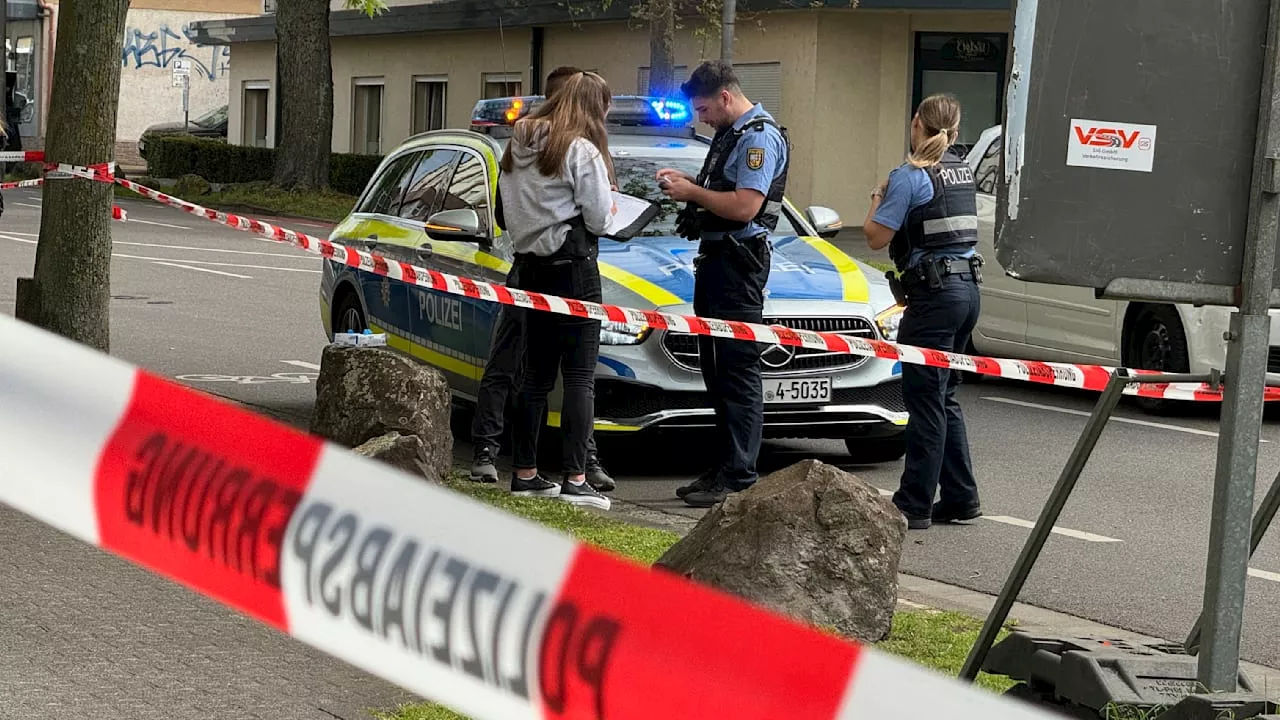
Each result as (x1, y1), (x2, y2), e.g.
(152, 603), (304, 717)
(1125, 304), (1190, 414)
(844, 433), (907, 464)
(334, 289), (367, 335)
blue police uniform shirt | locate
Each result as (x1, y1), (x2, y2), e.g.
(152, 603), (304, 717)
(872, 161), (975, 271)
(702, 103), (788, 242)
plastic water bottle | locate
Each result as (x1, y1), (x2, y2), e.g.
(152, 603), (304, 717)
(334, 327), (387, 347)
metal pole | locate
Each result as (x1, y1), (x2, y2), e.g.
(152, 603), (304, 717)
(1196, 0), (1280, 692)
(720, 0), (736, 64)
(959, 370), (1131, 682)
(182, 74), (189, 130)
(1185, 463), (1280, 654)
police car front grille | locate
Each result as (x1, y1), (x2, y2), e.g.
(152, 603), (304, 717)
(660, 316), (878, 375)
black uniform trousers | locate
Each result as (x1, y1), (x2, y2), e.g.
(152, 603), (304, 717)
(471, 262), (599, 459)
(692, 234), (772, 491)
(892, 270), (982, 518)
(510, 255), (603, 476)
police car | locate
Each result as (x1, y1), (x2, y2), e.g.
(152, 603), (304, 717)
(319, 95), (909, 461)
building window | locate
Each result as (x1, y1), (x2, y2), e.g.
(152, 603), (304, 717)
(412, 77), (447, 134)
(483, 73), (521, 99)
(242, 82), (270, 148)
(912, 32), (1008, 153)
(352, 77), (385, 156)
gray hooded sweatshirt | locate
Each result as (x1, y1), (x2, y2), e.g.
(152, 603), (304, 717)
(498, 120), (614, 257)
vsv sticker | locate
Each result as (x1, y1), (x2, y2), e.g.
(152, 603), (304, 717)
(1066, 118), (1158, 173)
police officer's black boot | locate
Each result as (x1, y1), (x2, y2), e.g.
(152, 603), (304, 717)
(585, 453), (615, 493)
(675, 469), (719, 499)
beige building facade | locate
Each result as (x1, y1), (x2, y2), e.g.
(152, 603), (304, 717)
(192, 0), (1011, 227)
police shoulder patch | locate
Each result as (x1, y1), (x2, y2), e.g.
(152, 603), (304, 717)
(746, 147), (765, 171)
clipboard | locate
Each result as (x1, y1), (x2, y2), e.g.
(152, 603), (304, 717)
(601, 191), (661, 241)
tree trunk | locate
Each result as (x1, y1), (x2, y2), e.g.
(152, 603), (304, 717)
(19, 0), (130, 352)
(648, 0), (676, 96)
(273, 0), (333, 190)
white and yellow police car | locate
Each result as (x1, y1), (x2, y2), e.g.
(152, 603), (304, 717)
(319, 95), (909, 461)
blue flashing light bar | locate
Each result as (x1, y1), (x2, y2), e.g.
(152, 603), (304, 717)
(469, 95), (692, 130)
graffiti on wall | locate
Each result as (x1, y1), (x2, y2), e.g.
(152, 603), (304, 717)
(121, 24), (231, 81)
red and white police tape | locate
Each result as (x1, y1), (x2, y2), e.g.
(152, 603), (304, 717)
(0, 311), (1056, 720)
(0, 150), (45, 162)
(5, 158), (1264, 402)
(109, 175), (1276, 403)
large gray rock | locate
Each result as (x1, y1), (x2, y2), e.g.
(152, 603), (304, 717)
(655, 459), (906, 643)
(353, 431), (434, 480)
(311, 345), (453, 482)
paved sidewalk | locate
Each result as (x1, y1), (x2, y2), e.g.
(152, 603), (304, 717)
(0, 506), (417, 719)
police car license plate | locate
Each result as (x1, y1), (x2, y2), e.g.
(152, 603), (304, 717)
(764, 377), (831, 404)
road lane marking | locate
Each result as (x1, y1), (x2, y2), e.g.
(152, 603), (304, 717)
(873, 487), (1121, 542)
(151, 261), (251, 279)
(106, 252), (322, 274)
(15, 202), (41, 209)
(980, 396), (1260, 442)
(0, 231), (312, 262)
(1249, 567), (1280, 583)
(111, 239), (315, 260)
(281, 360), (322, 370)
(128, 217), (192, 230)
(981, 515), (1123, 543)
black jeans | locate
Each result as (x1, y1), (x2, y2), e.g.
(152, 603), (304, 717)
(511, 256), (603, 476)
(472, 264), (598, 458)
(692, 235), (771, 490)
(892, 272), (982, 518)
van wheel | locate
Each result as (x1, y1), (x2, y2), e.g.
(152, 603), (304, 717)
(845, 433), (907, 464)
(1125, 305), (1190, 414)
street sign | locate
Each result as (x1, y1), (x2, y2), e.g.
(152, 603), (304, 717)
(171, 59), (191, 77)
(995, 0), (1272, 304)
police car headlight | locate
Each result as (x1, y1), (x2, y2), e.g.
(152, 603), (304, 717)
(875, 305), (905, 341)
(600, 321), (651, 345)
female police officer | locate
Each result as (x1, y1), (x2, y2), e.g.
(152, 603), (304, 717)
(862, 93), (982, 530)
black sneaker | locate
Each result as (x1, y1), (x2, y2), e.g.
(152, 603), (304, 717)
(510, 473), (561, 498)
(559, 478), (612, 510)
(470, 446), (499, 484)
(932, 502), (982, 524)
(902, 511), (932, 530)
(676, 470), (718, 499)
(683, 484), (733, 509)
(585, 454), (616, 493)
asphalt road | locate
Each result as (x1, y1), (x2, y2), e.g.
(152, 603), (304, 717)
(2, 187), (1280, 715)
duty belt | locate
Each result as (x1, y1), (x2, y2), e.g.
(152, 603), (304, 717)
(697, 232), (768, 274)
(887, 254), (984, 306)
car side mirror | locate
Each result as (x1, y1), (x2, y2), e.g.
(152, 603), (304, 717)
(805, 206), (843, 239)
(425, 208), (483, 242)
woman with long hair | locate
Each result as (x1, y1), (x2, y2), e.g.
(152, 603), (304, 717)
(862, 93), (983, 531)
(498, 70), (617, 509)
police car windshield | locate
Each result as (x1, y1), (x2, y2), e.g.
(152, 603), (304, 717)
(495, 134), (800, 238)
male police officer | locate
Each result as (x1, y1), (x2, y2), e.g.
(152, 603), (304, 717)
(470, 65), (615, 492)
(658, 60), (789, 509)
(862, 94), (982, 530)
